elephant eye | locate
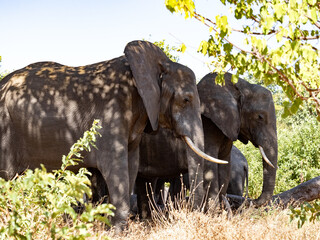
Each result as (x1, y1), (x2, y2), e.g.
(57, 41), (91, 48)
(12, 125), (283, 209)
(258, 114), (265, 121)
(183, 94), (193, 104)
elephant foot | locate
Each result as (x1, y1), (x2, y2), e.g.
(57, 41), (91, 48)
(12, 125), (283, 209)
(110, 219), (128, 234)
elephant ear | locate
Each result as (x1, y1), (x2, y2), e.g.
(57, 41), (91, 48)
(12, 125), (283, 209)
(198, 73), (241, 141)
(124, 40), (170, 131)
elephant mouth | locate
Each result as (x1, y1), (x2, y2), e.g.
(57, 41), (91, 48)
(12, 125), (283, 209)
(183, 136), (228, 164)
(238, 133), (249, 144)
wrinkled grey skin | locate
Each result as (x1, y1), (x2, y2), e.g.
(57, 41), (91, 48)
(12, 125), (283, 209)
(0, 41), (205, 231)
(136, 72), (277, 217)
(227, 146), (248, 197)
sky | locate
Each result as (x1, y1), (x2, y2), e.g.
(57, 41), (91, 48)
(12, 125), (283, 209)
(0, 0), (229, 79)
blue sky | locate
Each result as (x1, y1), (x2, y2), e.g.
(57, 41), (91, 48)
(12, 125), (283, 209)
(0, 0), (228, 79)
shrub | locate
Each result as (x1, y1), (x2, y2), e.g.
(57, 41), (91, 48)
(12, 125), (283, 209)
(0, 120), (115, 240)
(276, 108), (320, 194)
(290, 200), (320, 228)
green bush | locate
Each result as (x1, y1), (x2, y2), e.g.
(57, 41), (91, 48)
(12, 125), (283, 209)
(290, 200), (320, 228)
(0, 120), (115, 240)
(276, 108), (320, 194)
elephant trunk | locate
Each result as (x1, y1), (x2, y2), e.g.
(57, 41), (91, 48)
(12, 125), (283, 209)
(182, 125), (227, 208)
(184, 120), (205, 209)
(255, 139), (278, 205)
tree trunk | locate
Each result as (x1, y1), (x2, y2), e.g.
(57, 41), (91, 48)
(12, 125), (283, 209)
(227, 176), (320, 208)
(272, 176), (320, 207)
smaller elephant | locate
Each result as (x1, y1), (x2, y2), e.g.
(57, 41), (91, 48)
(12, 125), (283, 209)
(135, 145), (249, 218)
(171, 145), (249, 197)
(227, 146), (248, 197)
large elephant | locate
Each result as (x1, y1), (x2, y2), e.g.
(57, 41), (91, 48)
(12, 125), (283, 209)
(136, 72), (277, 217)
(0, 41), (224, 230)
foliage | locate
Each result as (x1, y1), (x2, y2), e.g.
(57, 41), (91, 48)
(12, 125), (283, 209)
(165, 0), (320, 120)
(276, 107), (320, 191)
(0, 120), (115, 240)
(153, 39), (183, 62)
(290, 200), (320, 228)
(0, 71), (7, 82)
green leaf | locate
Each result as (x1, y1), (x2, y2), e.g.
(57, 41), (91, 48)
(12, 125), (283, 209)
(307, 0), (316, 5)
(178, 43), (187, 53)
(274, 3), (286, 20)
(290, 98), (303, 114)
(198, 40), (208, 55)
(231, 74), (238, 84)
(215, 73), (225, 85)
(264, 16), (275, 32)
(165, 0), (195, 18)
(223, 43), (233, 54)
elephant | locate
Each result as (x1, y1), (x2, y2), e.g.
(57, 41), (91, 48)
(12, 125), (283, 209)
(227, 145), (248, 197)
(161, 145), (249, 199)
(0, 40), (225, 231)
(135, 72), (278, 218)
(135, 145), (249, 217)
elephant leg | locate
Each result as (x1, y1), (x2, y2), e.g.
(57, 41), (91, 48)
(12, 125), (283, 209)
(135, 176), (148, 218)
(88, 168), (108, 204)
(128, 144), (140, 217)
(168, 176), (182, 202)
(204, 158), (219, 202)
(218, 140), (233, 197)
(135, 175), (157, 219)
(154, 178), (166, 206)
(128, 141), (140, 194)
(202, 122), (220, 202)
(98, 148), (130, 231)
(202, 117), (234, 204)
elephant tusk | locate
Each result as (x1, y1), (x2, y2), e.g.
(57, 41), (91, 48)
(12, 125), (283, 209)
(183, 136), (228, 164)
(259, 146), (275, 168)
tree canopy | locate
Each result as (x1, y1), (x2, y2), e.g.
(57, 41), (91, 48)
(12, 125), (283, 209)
(165, 0), (320, 120)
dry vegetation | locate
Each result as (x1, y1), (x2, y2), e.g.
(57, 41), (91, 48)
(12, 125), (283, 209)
(104, 206), (320, 240)
(2, 202), (320, 240)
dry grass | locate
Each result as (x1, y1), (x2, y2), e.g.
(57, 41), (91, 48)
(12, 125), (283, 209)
(102, 184), (320, 240)
(2, 198), (320, 239)
(104, 205), (320, 240)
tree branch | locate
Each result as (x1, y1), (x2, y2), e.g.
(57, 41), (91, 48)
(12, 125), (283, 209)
(227, 176), (320, 208)
(191, 6), (320, 120)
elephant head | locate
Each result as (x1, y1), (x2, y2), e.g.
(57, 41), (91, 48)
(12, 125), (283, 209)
(124, 41), (225, 167)
(197, 72), (278, 205)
